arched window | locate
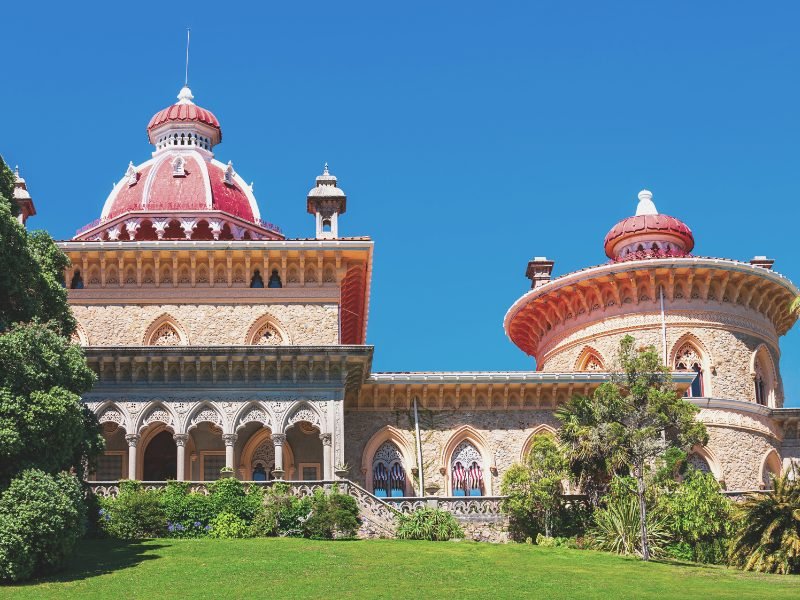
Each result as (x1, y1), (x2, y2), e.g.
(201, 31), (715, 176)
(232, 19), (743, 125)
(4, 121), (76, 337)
(70, 270), (84, 289)
(250, 269), (264, 288)
(451, 441), (483, 497)
(752, 346), (775, 407)
(267, 269), (282, 288)
(150, 323), (181, 346)
(674, 343), (704, 398)
(372, 441), (406, 498)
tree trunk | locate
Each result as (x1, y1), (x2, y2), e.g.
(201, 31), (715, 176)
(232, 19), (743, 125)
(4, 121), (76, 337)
(634, 463), (650, 561)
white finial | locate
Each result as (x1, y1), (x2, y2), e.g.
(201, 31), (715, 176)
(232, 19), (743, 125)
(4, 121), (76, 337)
(323, 162), (329, 176)
(14, 165), (19, 177)
(635, 189), (658, 216)
(177, 85), (194, 105)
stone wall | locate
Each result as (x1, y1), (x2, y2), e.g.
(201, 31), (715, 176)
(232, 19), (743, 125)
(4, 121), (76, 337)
(72, 303), (339, 346)
(539, 309), (784, 406)
(344, 409), (561, 495)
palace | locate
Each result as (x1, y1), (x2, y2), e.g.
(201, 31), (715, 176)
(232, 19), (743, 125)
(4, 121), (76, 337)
(14, 83), (800, 500)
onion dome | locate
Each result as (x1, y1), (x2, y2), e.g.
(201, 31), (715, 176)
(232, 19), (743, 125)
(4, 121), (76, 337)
(12, 166), (36, 225)
(603, 190), (694, 261)
(73, 87), (282, 241)
(307, 163), (347, 239)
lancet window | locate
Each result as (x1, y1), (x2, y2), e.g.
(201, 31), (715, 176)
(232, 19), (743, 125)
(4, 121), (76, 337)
(674, 343), (704, 398)
(451, 441), (483, 497)
(150, 323), (181, 346)
(372, 441), (406, 498)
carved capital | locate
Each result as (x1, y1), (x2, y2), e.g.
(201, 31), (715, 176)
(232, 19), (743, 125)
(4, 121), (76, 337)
(222, 433), (238, 447)
(125, 434), (140, 448)
(319, 432), (332, 446)
(271, 433), (287, 446)
(173, 434), (189, 447)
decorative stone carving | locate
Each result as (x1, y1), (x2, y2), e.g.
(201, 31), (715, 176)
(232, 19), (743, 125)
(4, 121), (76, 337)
(452, 441), (482, 466)
(98, 408), (124, 426)
(251, 439), (275, 469)
(373, 441), (402, 464)
(151, 324), (181, 346)
(320, 432), (332, 446)
(237, 406), (270, 430)
(287, 407), (320, 429)
(271, 433), (286, 446)
(173, 433), (189, 447)
(125, 434), (140, 448)
(252, 323), (283, 346)
(142, 407), (173, 429)
(190, 407), (223, 429)
(222, 433), (238, 446)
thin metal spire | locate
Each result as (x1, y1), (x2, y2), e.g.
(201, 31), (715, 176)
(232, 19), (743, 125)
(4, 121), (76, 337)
(184, 28), (191, 87)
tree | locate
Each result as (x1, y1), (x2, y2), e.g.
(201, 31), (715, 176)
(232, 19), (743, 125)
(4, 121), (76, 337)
(556, 335), (707, 561)
(501, 435), (568, 539)
(728, 472), (800, 574)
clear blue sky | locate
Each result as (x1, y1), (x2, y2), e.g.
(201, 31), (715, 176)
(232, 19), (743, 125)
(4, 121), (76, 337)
(3, 2), (799, 405)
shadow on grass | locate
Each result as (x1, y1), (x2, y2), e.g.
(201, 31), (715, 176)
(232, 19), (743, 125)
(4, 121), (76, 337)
(13, 538), (168, 586)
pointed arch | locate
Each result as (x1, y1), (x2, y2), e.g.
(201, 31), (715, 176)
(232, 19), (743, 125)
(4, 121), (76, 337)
(95, 401), (132, 433)
(361, 426), (416, 496)
(520, 424), (559, 462)
(233, 401), (273, 433)
(670, 332), (711, 398)
(135, 401), (179, 434)
(71, 321), (89, 346)
(185, 401), (226, 433)
(750, 344), (778, 407)
(143, 313), (189, 346)
(244, 313), (291, 346)
(441, 426), (492, 496)
(282, 402), (323, 433)
(688, 444), (723, 482)
(760, 448), (782, 489)
(574, 346), (605, 372)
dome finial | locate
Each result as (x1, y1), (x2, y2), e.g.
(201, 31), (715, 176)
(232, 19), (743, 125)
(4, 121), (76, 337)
(635, 189), (658, 216)
(323, 162), (329, 176)
(177, 85), (194, 105)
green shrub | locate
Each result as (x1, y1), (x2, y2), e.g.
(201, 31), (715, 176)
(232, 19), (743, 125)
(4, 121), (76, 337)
(209, 477), (262, 521)
(301, 488), (361, 539)
(209, 512), (249, 539)
(535, 533), (578, 548)
(249, 483), (306, 537)
(589, 494), (668, 558)
(160, 481), (214, 537)
(99, 483), (165, 539)
(657, 470), (732, 564)
(0, 470), (86, 582)
(396, 508), (464, 541)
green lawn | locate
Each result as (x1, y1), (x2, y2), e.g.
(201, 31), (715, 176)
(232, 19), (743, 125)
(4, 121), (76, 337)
(3, 538), (799, 599)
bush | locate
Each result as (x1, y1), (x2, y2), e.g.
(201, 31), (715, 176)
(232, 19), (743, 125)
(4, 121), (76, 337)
(209, 478), (262, 521)
(160, 481), (214, 537)
(249, 483), (306, 537)
(589, 494), (669, 558)
(301, 488), (361, 539)
(209, 512), (249, 539)
(0, 470), (86, 582)
(99, 482), (165, 539)
(535, 533), (578, 548)
(396, 508), (464, 541)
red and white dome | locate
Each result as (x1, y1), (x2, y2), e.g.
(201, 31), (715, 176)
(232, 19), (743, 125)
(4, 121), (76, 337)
(74, 86), (282, 241)
(603, 190), (694, 261)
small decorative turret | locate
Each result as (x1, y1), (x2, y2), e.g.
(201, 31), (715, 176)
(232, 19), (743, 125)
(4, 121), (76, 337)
(12, 166), (36, 226)
(525, 257), (555, 289)
(307, 163), (347, 239)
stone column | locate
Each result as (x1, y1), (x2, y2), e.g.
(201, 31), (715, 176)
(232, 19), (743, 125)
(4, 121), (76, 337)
(174, 434), (189, 481)
(222, 434), (238, 472)
(125, 434), (139, 480)
(272, 433), (286, 480)
(320, 433), (332, 480)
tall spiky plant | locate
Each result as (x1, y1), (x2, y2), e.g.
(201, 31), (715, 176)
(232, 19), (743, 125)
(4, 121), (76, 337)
(728, 472), (800, 574)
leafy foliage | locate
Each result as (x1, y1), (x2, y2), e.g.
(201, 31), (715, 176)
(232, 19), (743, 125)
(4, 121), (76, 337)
(208, 477), (262, 521)
(98, 483), (166, 539)
(0, 323), (101, 487)
(0, 469), (86, 582)
(209, 512), (250, 539)
(557, 335), (707, 560)
(728, 473), (800, 574)
(160, 481), (214, 537)
(501, 435), (568, 539)
(249, 482), (307, 537)
(590, 491), (669, 558)
(396, 507), (464, 541)
(658, 470), (732, 564)
(301, 488), (361, 539)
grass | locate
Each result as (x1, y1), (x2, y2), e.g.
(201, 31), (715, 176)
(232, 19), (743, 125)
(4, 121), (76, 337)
(3, 538), (800, 599)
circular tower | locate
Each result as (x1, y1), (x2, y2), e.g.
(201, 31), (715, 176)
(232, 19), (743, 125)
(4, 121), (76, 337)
(504, 190), (799, 490)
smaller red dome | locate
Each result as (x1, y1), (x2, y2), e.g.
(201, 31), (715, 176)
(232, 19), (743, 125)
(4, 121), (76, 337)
(146, 86), (221, 145)
(604, 213), (694, 259)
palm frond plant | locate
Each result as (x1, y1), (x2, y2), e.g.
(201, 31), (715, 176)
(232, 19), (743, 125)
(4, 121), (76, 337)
(728, 472), (800, 574)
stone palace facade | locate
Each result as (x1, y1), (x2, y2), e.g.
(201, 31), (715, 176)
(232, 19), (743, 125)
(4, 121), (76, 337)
(15, 83), (800, 497)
